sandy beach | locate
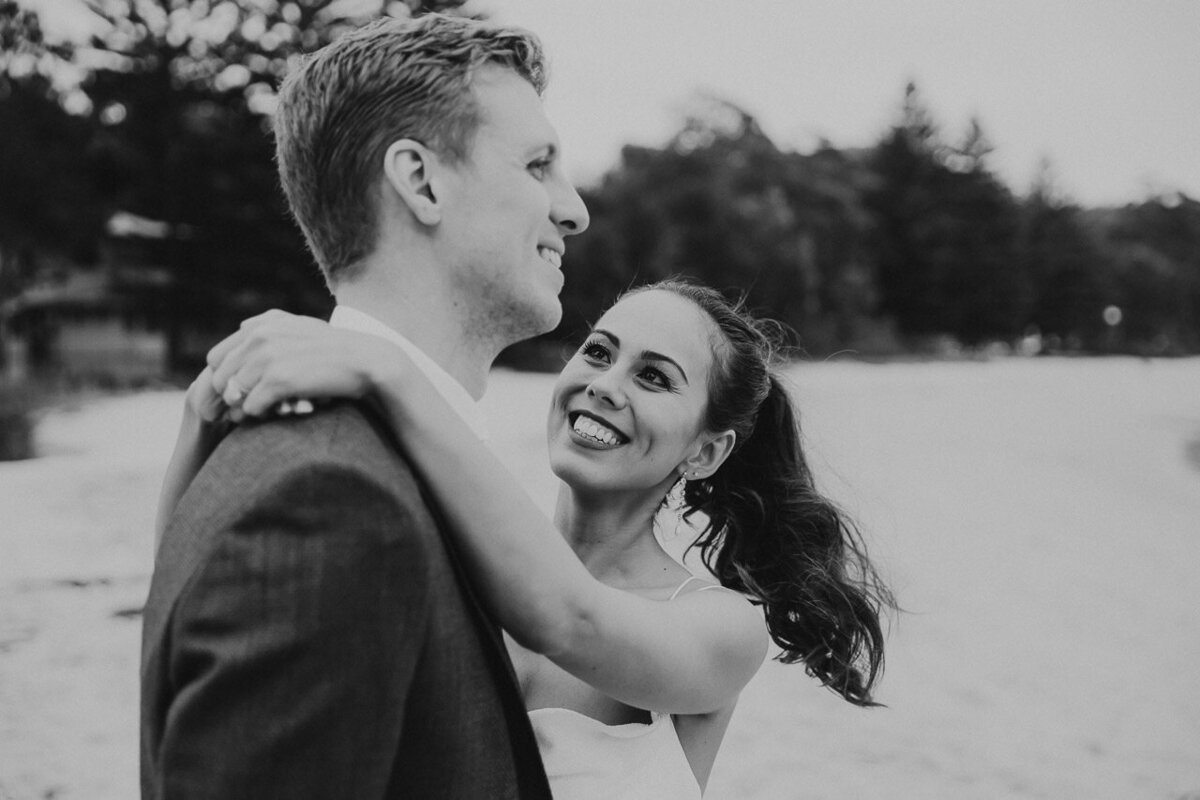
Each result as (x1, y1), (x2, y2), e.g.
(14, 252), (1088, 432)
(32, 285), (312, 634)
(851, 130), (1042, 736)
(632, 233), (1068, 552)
(1, 357), (1198, 799)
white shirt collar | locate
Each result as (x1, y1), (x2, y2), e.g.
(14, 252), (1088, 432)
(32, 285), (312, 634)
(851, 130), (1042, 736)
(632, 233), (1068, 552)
(329, 305), (488, 442)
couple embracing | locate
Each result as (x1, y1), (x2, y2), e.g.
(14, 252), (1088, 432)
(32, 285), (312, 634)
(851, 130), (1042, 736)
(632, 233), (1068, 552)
(140, 13), (891, 800)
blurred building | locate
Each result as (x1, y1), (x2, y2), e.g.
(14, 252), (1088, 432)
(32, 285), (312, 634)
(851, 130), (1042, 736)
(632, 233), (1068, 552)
(2, 212), (175, 384)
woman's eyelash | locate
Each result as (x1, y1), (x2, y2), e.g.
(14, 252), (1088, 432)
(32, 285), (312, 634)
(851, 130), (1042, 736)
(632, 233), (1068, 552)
(582, 340), (609, 358)
(640, 368), (672, 388)
(579, 341), (675, 390)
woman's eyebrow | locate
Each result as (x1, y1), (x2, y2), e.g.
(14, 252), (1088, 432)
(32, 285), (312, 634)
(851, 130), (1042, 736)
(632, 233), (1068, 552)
(642, 350), (688, 384)
(592, 328), (688, 384)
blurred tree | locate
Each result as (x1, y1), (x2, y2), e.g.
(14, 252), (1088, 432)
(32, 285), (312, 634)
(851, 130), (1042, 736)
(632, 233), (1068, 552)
(947, 116), (993, 173)
(5, 8), (1197, 367)
(778, 143), (881, 352)
(1019, 163), (1114, 351)
(557, 97), (881, 355)
(77, 0), (468, 368)
(2, 0), (468, 371)
(868, 83), (951, 336)
(0, 3), (105, 367)
(939, 123), (1027, 345)
(868, 83), (1027, 346)
(1096, 194), (1200, 353)
(898, 80), (941, 159)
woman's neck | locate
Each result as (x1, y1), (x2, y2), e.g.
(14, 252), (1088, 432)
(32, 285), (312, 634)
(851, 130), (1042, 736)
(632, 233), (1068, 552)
(553, 483), (678, 586)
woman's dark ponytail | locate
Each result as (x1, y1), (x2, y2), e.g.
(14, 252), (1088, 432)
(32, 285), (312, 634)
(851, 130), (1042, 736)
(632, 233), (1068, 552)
(632, 279), (894, 707)
(691, 375), (891, 706)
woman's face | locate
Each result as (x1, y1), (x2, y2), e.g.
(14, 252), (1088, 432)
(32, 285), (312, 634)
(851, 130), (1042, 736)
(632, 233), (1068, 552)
(546, 290), (724, 495)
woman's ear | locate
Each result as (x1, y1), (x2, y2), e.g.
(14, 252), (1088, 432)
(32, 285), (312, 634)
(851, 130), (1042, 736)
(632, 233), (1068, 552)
(382, 139), (442, 226)
(680, 429), (737, 480)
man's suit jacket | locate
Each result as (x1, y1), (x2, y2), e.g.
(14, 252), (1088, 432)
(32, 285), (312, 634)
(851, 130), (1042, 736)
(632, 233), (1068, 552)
(141, 401), (551, 799)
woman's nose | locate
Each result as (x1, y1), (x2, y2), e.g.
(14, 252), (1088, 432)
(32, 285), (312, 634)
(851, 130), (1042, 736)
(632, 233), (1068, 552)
(585, 373), (626, 408)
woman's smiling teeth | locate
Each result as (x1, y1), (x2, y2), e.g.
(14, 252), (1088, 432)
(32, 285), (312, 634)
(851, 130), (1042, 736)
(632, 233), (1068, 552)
(571, 414), (626, 446)
(538, 246), (562, 268)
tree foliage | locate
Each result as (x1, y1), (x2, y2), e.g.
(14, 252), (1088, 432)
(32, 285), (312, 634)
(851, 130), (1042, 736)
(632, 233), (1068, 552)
(558, 97), (880, 354)
(1094, 195), (1200, 352)
(1, 3), (106, 369)
(1, 9), (1197, 363)
(72, 0), (460, 361)
(867, 84), (1028, 345)
(560, 82), (1198, 356)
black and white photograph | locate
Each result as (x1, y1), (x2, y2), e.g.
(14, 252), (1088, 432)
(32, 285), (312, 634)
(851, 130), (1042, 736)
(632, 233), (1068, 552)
(1, 1), (1198, 798)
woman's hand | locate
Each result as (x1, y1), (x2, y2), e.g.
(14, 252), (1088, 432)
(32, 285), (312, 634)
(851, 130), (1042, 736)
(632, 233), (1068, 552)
(186, 365), (232, 423)
(156, 310), (410, 550)
(205, 310), (406, 419)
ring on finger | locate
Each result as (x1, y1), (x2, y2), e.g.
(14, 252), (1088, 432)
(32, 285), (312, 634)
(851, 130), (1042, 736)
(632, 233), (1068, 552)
(224, 378), (247, 406)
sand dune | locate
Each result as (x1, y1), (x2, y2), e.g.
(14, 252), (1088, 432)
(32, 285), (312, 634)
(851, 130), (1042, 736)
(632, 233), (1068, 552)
(1, 357), (1197, 799)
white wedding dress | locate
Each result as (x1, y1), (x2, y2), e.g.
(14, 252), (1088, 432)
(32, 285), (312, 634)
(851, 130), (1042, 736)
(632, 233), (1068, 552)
(528, 576), (725, 800)
(530, 707), (701, 800)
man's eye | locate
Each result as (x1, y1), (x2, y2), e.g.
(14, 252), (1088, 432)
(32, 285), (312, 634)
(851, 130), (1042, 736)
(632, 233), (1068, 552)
(529, 159), (551, 179)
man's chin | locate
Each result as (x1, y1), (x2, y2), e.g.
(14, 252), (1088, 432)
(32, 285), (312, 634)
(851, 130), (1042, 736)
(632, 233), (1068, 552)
(489, 309), (560, 360)
(523, 295), (563, 338)
(539, 304), (564, 335)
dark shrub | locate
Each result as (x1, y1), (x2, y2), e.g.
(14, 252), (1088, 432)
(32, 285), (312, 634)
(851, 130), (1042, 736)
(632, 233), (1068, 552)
(0, 380), (42, 461)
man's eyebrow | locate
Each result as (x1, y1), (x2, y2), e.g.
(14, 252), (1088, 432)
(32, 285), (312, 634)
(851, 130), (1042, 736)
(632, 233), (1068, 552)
(591, 328), (689, 384)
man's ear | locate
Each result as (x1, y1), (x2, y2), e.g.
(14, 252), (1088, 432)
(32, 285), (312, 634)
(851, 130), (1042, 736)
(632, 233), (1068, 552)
(680, 429), (737, 481)
(382, 139), (443, 226)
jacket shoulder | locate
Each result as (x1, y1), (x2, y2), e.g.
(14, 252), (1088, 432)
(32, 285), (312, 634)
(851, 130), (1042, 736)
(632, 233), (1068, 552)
(170, 401), (424, 534)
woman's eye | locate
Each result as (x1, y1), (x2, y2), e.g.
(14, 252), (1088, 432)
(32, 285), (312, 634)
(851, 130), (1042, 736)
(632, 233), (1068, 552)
(581, 342), (609, 362)
(529, 159), (551, 179)
(639, 367), (671, 389)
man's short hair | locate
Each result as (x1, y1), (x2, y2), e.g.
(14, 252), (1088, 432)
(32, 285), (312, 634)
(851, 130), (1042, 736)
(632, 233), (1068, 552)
(274, 14), (547, 285)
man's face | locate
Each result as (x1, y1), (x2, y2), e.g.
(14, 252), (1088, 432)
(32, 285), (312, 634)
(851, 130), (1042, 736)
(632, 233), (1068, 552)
(435, 65), (590, 346)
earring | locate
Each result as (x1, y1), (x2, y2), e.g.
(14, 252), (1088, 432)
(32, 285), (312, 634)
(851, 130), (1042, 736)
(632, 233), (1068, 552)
(656, 476), (686, 541)
(668, 475), (686, 509)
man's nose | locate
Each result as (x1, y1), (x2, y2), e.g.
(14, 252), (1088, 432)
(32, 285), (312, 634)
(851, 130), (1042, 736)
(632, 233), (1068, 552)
(551, 177), (590, 236)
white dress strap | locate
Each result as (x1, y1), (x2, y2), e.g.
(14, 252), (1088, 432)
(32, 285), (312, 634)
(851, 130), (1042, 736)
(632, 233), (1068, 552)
(668, 575), (719, 601)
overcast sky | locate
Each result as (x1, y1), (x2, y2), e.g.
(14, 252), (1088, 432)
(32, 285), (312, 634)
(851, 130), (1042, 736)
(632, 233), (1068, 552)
(482, 0), (1200, 206)
(26, 0), (1200, 206)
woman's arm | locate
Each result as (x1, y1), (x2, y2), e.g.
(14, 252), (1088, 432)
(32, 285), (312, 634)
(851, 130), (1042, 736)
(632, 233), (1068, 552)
(154, 368), (233, 551)
(374, 367), (767, 713)
(209, 313), (768, 714)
